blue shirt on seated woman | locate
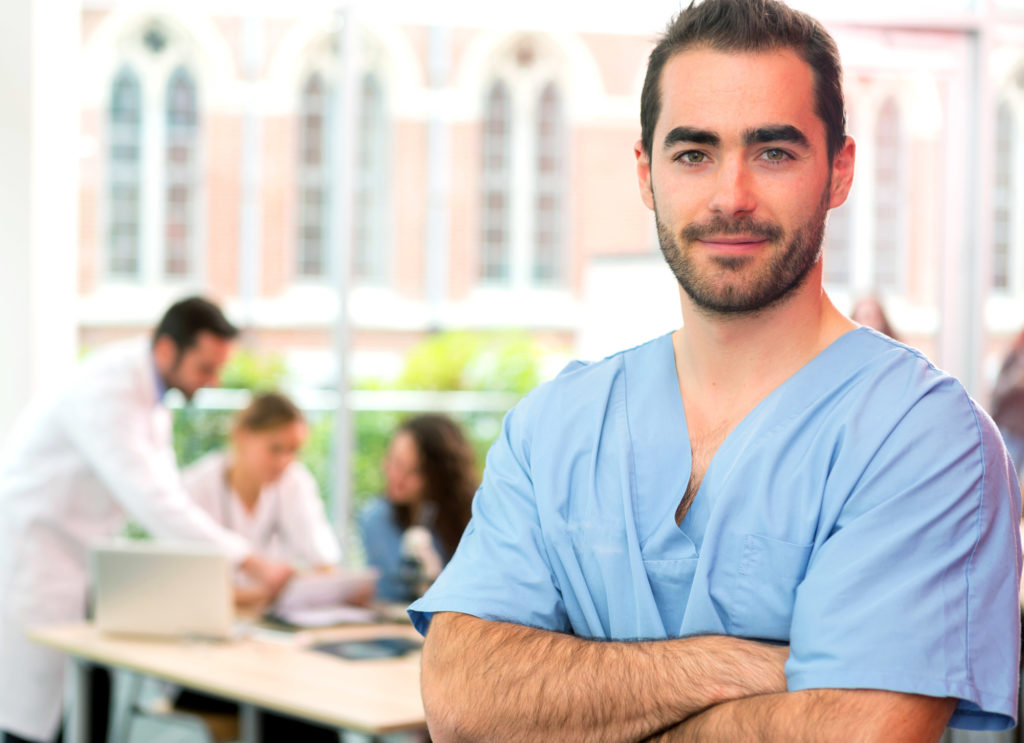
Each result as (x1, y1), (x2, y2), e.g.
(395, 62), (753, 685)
(358, 414), (477, 602)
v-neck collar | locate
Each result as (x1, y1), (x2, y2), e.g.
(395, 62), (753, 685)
(624, 328), (869, 554)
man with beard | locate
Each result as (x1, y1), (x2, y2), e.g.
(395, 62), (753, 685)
(410, 1), (1022, 741)
(0, 297), (293, 743)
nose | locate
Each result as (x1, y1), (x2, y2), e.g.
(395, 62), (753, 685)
(708, 156), (756, 217)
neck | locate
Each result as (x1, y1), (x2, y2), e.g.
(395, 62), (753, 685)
(674, 272), (854, 399)
(228, 463), (262, 511)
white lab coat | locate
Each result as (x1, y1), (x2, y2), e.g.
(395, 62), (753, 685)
(182, 451), (341, 570)
(0, 339), (250, 741)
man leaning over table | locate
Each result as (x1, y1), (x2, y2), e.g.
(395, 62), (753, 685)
(0, 297), (294, 743)
(409, 1), (1023, 741)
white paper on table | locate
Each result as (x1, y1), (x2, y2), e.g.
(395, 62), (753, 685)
(274, 604), (379, 627)
(271, 568), (379, 622)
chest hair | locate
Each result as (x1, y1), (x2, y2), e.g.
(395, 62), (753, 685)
(675, 415), (738, 526)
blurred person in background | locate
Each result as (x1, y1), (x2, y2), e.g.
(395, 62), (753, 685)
(991, 329), (1024, 479)
(851, 294), (899, 340)
(178, 391), (344, 743)
(359, 413), (477, 602)
(182, 392), (341, 608)
(0, 296), (293, 743)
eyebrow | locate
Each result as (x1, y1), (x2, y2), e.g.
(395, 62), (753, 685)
(661, 124), (811, 150)
(743, 125), (810, 148)
(662, 126), (719, 150)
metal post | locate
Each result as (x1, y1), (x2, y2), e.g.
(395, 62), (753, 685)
(329, 4), (359, 558)
(239, 702), (261, 743)
(425, 25), (452, 330)
(239, 13), (265, 337)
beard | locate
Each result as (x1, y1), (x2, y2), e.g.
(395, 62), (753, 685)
(655, 188), (829, 318)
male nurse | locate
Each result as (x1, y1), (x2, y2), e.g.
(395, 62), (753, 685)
(411, 1), (1023, 741)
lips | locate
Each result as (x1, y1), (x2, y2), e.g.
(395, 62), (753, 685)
(697, 236), (769, 252)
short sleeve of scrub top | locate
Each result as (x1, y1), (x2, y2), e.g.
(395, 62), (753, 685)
(781, 368), (1022, 731)
(409, 378), (574, 634)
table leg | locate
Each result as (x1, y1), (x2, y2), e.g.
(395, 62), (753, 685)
(107, 671), (143, 743)
(238, 703), (261, 743)
(65, 658), (92, 743)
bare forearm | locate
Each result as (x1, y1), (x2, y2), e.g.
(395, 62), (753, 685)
(644, 689), (956, 743)
(420, 612), (788, 743)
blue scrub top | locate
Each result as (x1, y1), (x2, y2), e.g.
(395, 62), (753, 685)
(410, 330), (1023, 730)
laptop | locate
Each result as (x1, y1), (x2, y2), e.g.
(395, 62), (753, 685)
(91, 540), (234, 639)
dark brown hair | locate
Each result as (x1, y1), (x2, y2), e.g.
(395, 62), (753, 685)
(640, 0), (847, 162)
(152, 296), (239, 354)
(851, 296), (898, 340)
(233, 392), (305, 433)
(391, 413), (477, 561)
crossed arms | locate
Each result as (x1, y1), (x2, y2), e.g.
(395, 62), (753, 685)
(420, 612), (955, 743)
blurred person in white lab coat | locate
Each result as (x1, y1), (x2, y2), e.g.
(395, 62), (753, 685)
(0, 297), (293, 743)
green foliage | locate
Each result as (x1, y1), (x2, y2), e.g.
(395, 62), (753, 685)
(165, 334), (546, 533)
(397, 331), (540, 393)
(218, 347), (288, 391)
(173, 406), (233, 469)
(349, 410), (403, 510)
(295, 411), (398, 515)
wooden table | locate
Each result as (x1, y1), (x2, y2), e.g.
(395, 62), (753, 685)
(29, 622), (426, 743)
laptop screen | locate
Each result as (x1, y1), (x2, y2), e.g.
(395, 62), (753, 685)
(91, 541), (234, 639)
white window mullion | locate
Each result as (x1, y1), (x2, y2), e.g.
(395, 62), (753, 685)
(141, 73), (165, 287)
(511, 83), (536, 290)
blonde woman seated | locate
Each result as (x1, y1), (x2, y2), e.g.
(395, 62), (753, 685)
(175, 393), (344, 741)
(182, 392), (340, 607)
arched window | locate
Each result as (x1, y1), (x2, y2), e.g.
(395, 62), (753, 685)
(297, 73), (330, 279)
(993, 101), (1016, 291)
(108, 67), (143, 279)
(873, 97), (902, 290)
(534, 83), (565, 284)
(164, 67), (198, 278)
(354, 73), (387, 284)
(102, 27), (205, 288)
(480, 82), (512, 283)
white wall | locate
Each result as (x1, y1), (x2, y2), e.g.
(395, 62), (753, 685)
(0, 0), (81, 446)
(577, 255), (681, 363)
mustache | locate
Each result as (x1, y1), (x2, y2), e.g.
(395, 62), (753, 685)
(680, 216), (783, 243)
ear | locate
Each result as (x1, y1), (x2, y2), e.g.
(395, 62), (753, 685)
(152, 335), (176, 373)
(828, 136), (856, 210)
(635, 139), (655, 211)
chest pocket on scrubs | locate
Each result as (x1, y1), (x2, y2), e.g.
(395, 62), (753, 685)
(715, 533), (812, 641)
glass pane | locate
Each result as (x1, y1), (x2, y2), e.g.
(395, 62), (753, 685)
(107, 68), (142, 279)
(298, 73), (330, 279)
(534, 83), (564, 284)
(993, 102), (1015, 291)
(480, 82), (511, 283)
(873, 98), (901, 290)
(164, 68), (198, 278)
